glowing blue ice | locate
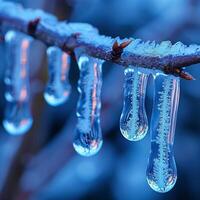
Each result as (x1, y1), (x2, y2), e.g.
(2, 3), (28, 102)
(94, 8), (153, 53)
(44, 46), (71, 106)
(120, 66), (149, 141)
(146, 73), (180, 193)
(3, 31), (33, 135)
(73, 49), (104, 157)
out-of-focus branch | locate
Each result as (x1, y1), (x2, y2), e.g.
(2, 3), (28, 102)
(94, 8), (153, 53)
(0, 2), (199, 80)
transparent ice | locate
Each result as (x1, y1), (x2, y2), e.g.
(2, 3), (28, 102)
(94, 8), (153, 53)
(120, 66), (149, 141)
(146, 73), (180, 193)
(44, 46), (71, 106)
(3, 31), (33, 135)
(73, 49), (104, 156)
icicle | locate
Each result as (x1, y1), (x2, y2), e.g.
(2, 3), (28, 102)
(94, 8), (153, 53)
(120, 66), (149, 141)
(4, 31), (18, 101)
(73, 49), (104, 157)
(146, 73), (179, 193)
(3, 31), (33, 135)
(44, 46), (71, 106)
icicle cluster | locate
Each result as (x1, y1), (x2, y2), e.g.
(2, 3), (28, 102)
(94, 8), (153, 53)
(119, 67), (180, 193)
(0, 1), (184, 193)
(3, 31), (72, 135)
(2, 32), (181, 193)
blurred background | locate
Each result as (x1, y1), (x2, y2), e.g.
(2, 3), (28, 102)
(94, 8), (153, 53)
(0, 0), (200, 199)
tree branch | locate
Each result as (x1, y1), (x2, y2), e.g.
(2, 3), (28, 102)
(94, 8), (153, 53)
(0, 2), (199, 79)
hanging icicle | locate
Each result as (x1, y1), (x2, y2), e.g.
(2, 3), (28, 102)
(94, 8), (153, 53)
(73, 49), (104, 157)
(3, 31), (33, 135)
(120, 66), (149, 141)
(146, 72), (180, 193)
(4, 31), (19, 102)
(44, 46), (71, 106)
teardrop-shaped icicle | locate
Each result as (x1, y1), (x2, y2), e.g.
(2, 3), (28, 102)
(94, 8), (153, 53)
(3, 31), (33, 135)
(120, 66), (149, 141)
(146, 73), (179, 193)
(73, 49), (104, 156)
(44, 46), (71, 106)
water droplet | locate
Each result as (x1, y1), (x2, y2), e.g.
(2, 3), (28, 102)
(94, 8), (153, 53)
(73, 49), (104, 156)
(146, 73), (179, 193)
(3, 31), (33, 135)
(120, 67), (149, 141)
(44, 46), (71, 106)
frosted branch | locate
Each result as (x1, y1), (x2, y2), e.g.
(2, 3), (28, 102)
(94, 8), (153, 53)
(0, 2), (199, 79)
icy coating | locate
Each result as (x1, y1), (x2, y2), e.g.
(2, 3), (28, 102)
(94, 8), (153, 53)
(120, 66), (149, 141)
(3, 31), (33, 135)
(146, 73), (180, 193)
(44, 46), (71, 106)
(73, 49), (104, 156)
